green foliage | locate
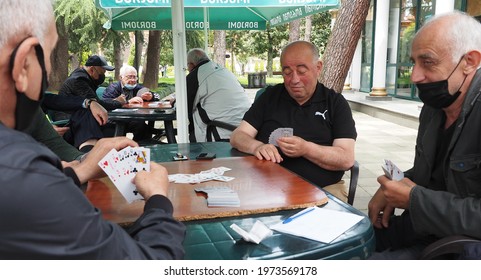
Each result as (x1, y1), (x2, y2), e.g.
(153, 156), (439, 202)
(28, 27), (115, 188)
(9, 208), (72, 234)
(308, 12), (332, 55)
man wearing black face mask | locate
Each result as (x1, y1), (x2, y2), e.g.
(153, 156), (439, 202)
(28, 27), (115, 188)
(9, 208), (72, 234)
(56, 55), (120, 152)
(368, 11), (481, 259)
(0, 0), (186, 260)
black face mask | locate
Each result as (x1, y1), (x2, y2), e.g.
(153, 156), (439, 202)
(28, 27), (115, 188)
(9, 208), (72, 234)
(10, 40), (48, 133)
(416, 56), (466, 109)
(94, 73), (105, 87)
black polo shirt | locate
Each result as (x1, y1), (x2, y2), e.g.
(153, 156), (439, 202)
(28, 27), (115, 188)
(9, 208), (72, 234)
(243, 83), (357, 187)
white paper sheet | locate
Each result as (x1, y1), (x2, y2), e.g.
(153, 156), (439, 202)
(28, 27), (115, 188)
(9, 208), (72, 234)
(270, 207), (364, 243)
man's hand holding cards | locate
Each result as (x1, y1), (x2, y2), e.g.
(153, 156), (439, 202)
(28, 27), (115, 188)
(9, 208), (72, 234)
(98, 147), (150, 203)
(268, 127), (294, 146)
(382, 159), (404, 181)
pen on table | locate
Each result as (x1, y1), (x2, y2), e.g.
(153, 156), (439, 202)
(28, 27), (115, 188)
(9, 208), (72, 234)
(282, 207), (316, 224)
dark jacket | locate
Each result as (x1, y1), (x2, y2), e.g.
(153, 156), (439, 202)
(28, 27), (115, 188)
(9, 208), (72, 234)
(0, 124), (186, 259)
(407, 69), (481, 239)
(58, 68), (119, 112)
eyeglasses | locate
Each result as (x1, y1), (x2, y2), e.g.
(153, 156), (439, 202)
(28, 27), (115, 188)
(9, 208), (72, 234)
(124, 75), (138, 80)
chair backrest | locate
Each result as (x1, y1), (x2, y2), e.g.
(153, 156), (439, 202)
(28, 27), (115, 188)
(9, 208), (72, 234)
(205, 121), (237, 142)
(96, 86), (106, 99)
(347, 160), (359, 206)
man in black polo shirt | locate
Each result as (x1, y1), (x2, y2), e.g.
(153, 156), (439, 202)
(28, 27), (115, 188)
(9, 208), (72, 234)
(230, 40), (357, 201)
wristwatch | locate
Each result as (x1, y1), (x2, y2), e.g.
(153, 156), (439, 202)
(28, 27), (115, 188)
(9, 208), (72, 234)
(86, 98), (97, 109)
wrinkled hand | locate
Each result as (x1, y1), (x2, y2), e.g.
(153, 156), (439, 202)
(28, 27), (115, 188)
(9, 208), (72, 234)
(368, 175), (415, 229)
(89, 101), (108, 126)
(132, 162), (169, 200)
(368, 185), (393, 229)
(52, 125), (69, 137)
(378, 176), (414, 209)
(71, 137), (138, 184)
(253, 143), (283, 163)
(115, 94), (127, 104)
(141, 92), (153, 101)
(128, 96), (144, 105)
(277, 136), (307, 158)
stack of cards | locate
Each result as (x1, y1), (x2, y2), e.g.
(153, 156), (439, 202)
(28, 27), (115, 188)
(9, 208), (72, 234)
(168, 167), (234, 184)
(98, 147), (150, 203)
(268, 127), (293, 146)
(194, 186), (240, 207)
(381, 159), (404, 181)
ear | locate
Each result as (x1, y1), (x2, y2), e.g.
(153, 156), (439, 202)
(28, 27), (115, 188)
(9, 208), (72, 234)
(316, 60), (323, 74)
(463, 50), (481, 74)
(11, 37), (40, 93)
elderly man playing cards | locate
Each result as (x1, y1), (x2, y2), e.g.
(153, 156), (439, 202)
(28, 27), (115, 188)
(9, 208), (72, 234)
(230, 41), (357, 202)
(0, 0), (185, 259)
(369, 11), (481, 259)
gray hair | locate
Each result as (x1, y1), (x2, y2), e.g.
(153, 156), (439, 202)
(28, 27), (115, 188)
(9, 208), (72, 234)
(119, 65), (137, 77)
(416, 11), (481, 64)
(280, 40), (320, 64)
(0, 0), (54, 49)
(187, 48), (210, 65)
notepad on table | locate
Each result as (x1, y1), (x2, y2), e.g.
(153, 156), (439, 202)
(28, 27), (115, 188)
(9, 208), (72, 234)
(270, 206), (363, 243)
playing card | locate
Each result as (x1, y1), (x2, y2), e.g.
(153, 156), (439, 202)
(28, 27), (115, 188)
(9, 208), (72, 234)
(98, 147), (151, 203)
(268, 127), (293, 146)
(382, 159), (404, 181)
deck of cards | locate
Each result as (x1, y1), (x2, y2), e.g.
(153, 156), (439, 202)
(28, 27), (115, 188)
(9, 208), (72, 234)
(268, 127), (294, 146)
(168, 167), (234, 184)
(98, 147), (150, 203)
(194, 186), (240, 207)
(381, 159), (404, 181)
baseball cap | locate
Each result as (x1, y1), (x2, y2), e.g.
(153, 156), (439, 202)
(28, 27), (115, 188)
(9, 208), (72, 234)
(85, 55), (114, 71)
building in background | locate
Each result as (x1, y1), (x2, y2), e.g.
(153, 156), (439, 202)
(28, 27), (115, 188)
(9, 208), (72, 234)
(347, 0), (481, 101)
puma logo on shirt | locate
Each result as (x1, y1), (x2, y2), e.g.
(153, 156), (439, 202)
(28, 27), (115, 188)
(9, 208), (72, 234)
(315, 110), (328, 120)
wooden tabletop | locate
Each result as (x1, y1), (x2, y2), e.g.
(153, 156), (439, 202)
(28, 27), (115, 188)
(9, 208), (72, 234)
(86, 156), (328, 225)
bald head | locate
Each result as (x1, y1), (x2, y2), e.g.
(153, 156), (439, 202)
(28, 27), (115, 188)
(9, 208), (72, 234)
(281, 41), (320, 66)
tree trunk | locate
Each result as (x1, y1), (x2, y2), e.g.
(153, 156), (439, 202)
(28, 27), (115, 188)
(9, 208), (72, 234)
(49, 18), (69, 91)
(320, 0), (370, 93)
(133, 31), (143, 73)
(289, 19), (301, 42)
(113, 33), (123, 82)
(143, 31), (161, 89)
(304, 16), (312, 41)
(213, 30), (226, 66)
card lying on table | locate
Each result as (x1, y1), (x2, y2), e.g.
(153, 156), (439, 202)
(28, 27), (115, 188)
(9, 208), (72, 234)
(98, 147), (150, 203)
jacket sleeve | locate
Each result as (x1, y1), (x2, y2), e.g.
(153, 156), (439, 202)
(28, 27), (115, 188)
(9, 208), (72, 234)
(410, 186), (481, 239)
(29, 107), (83, 162)
(103, 82), (121, 99)
(100, 83), (123, 110)
(0, 142), (185, 259)
(42, 94), (85, 111)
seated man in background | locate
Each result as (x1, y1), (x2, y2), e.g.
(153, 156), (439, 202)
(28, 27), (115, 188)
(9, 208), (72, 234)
(0, 0), (185, 259)
(102, 65), (154, 142)
(186, 48), (251, 142)
(42, 92), (108, 139)
(230, 41), (357, 202)
(56, 54), (119, 152)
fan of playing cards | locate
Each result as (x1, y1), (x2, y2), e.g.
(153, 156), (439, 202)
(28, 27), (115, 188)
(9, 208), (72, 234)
(381, 159), (404, 181)
(98, 147), (150, 203)
(268, 127), (294, 146)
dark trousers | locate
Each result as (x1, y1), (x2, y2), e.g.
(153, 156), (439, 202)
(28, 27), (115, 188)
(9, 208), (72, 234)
(64, 109), (115, 148)
(369, 211), (438, 259)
